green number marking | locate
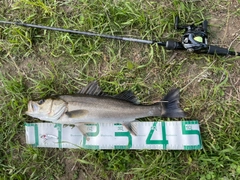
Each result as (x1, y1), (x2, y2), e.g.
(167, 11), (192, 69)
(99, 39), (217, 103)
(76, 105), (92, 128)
(114, 123), (124, 131)
(182, 121), (202, 150)
(82, 124), (100, 149)
(114, 132), (132, 149)
(146, 122), (168, 149)
(54, 124), (62, 148)
(25, 123), (39, 147)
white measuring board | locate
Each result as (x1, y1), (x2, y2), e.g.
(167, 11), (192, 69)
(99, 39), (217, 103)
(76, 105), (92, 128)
(25, 121), (202, 150)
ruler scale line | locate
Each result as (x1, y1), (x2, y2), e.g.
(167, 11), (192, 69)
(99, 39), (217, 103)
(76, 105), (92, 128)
(25, 121), (202, 150)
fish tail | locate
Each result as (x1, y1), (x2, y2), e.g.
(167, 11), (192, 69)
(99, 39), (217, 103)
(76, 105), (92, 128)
(161, 88), (185, 118)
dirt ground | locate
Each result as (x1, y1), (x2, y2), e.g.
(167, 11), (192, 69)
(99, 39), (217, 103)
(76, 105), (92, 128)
(1, 1), (240, 179)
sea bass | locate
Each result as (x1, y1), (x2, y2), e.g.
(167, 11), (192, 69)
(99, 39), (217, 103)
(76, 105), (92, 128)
(26, 81), (185, 136)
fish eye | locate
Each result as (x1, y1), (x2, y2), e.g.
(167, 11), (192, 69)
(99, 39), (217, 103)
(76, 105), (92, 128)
(38, 99), (45, 105)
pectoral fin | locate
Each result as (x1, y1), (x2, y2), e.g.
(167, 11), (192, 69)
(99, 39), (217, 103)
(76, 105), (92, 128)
(76, 123), (97, 141)
(123, 121), (138, 136)
(65, 110), (88, 118)
(76, 123), (87, 136)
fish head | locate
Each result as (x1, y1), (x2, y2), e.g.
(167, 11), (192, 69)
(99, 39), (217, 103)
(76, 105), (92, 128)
(26, 98), (67, 121)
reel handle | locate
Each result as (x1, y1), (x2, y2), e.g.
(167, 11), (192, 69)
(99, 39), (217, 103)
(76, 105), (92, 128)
(175, 16), (180, 30)
(174, 16), (188, 30)
(203, 20), (208, 33)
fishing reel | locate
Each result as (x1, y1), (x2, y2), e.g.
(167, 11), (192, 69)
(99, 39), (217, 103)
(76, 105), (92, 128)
(165, 16), (238, 55)
(176, 16), (208, 52)
(165, 16), (208, 52)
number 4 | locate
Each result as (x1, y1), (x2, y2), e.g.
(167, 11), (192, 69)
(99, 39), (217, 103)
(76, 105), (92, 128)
(146, 122), (169, 149)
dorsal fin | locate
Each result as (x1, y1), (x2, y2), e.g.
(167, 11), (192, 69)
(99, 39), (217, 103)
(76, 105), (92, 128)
(77, 81), (140, 104)
(78, 81), (103, 96)
(114, 90), (140, 104)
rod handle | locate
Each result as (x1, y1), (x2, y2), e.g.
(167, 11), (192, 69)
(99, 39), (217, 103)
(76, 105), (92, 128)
(207, 45), (230, 55)
(165, 40), (185, 50)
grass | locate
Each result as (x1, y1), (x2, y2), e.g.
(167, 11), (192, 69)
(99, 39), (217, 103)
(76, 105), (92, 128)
(0, 0), (240, 179)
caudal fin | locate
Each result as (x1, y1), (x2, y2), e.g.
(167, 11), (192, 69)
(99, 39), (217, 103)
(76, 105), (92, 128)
(161, 88), (185, 118)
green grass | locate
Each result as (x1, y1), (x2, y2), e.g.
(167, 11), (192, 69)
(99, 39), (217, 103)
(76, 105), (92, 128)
(1, 0), (240, 179)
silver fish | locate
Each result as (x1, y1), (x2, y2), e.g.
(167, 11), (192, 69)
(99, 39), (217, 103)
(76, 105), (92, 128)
(26, 81), (185, 136)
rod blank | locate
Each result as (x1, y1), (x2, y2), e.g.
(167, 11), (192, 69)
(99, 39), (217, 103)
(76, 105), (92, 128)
(0, 20), (166, 46)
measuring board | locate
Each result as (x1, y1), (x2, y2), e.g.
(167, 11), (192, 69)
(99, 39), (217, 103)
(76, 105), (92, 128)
(25, 121), (202, 150)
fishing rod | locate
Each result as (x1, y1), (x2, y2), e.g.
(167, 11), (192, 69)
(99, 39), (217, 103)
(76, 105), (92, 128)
(0, 16), (239, 56)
